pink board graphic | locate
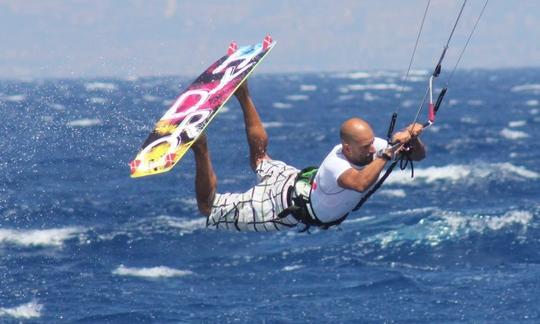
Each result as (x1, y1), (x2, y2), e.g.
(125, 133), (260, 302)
(130, 36), (276, 178)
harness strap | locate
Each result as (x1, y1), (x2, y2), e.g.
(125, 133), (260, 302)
(277, 167), (348, 231)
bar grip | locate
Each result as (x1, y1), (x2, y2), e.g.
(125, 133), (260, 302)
(386, 112), (397, 142)
(434, 87), (447, 113)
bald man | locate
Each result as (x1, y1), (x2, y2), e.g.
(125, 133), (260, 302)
(191, 82), (425, 231)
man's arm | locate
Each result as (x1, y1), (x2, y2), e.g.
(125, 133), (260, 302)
(338, 157), (389, 192)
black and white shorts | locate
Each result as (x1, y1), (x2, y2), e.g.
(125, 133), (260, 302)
(207, 159), (300, 231)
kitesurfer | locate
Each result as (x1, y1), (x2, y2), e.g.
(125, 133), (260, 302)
(191, 81), (426, 231)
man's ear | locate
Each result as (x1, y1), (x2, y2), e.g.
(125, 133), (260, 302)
(342, 143), (350, 155)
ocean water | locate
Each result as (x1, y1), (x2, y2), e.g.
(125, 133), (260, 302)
(1, 68), (539, 323)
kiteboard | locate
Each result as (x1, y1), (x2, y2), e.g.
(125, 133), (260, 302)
(130, 35), (276, 178)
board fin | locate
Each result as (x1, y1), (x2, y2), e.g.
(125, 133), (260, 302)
(227, 41), (238, 56)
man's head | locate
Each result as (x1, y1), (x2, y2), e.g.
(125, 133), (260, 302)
(340, 118), (376, 166)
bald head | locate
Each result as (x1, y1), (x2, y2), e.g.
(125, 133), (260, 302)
(340, 118), (374, 145)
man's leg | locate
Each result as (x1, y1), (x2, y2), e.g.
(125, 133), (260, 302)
(234, 82), (270, 171)
(191, 133), (217, 216)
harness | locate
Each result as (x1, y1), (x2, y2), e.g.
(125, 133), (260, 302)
(277, 167), (348, 231)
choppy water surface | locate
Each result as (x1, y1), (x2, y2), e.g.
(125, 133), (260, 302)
(1, 68), (539, 322)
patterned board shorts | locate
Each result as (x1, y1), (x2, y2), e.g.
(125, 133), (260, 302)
(207, 159), (301, 232)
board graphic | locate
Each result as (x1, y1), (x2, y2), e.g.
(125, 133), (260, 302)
(130, 36), (276, 178)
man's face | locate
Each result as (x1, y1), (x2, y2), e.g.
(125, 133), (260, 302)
(345, 135), (376, 166)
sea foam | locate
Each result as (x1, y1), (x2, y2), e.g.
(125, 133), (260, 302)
(0, 227), (82, 247)
(0, 301), (43, 319)
(385, 163), (539, 185)
(500, 128), (529, 140)
(67, 118), (103, 127)
(112, 265), (193, 278)
(85, 82), (117, 92)
(511, 84), (540, 93)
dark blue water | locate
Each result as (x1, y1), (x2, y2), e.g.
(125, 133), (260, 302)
(1, 68), (540, 323)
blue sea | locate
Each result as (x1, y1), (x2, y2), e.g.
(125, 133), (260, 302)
(1, 68), (539, 323)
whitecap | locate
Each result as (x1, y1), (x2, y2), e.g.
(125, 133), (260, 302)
(67, 118), (102, 127)
(272, 102), (292, 109)
(500, 128), (529, 140)
(89, 97), (107, 104)
(156, 215), (206, 234)
(511, 84), (540, 93)
(371, 209), (533, 248)
(499, 163), (539, 179)
(3, 94), (26, 102)
(0, 300), (43, 319)
(386, 163), (539, 186)
(0, 227), (82, 247)
(467, 100), (483, 106)
(379, 189), (407, 198)
(143, 95), (160, 102)
(262, 122), (284, 128)
(338, 94), (355, 101)
(363, 92), (377, 102)
(48, 103), (65, 111)
(386, 165), (471, 185)
(162, 99), (174, 106)
(409, 69), (429, 76)
(459, 116), (477, 124)
(347, 71), (371, 79)
(282, 265), (304, 271)
(403, 76), (426, 82)
(85, 82), (117, 92)
(525, 100), (538, 107)
(531, 109), (539, 115)
(300, 84), (317, 91)
(112, 265), (193, 278)
(508, 120), (526, 128)
(286, 94), (309, 101)
(400, 100), (414, 108)
(343, 83), (409, 92)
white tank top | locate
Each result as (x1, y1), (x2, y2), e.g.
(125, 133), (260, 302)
(310, 137), (387, 223)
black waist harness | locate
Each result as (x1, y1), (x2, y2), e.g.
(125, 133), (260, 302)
(277, 167), (348, 231)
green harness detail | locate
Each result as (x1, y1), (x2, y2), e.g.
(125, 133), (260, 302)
(278, 166), (348, 231)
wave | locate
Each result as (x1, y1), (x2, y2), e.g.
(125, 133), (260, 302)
(378, 189), (407, 198)
(508, 120), (526, 128)
(500, 128), (529, 140)
(142, 94), (161, 102)
(363, 92), (377, 102)
(85, 82), (118, 92)
(66, 118), (103, 127)
(89, 97), (107, 104)
(97, 216), (206, 243)
(262, 122), (284, 128)
(112, 265), (193, 278)
(372, 209), (534, 248)
(2, 94), (26, 102)
(0, 300), (43, 319)
(340, 83), (410, 92)
(300, 84), (317, 91)
(282, 265), (304, 271)
(344, 71), (371, 79)
(0, 227), (83, 247)
(385, 163), (539, 185)
(467, 99), (483, 106)
(525, 99), (538, 106)
(511, 84), (540, 93)
(272, 102), (292, 109)
(286, 94), (309, 101)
